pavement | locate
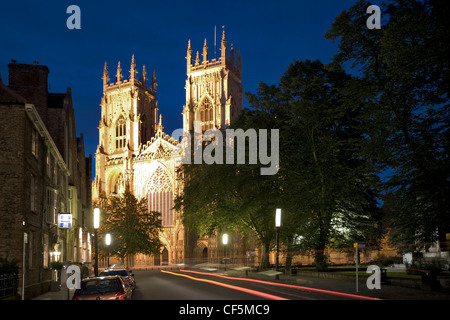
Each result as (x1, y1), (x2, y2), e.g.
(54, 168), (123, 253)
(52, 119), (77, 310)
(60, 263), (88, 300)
(31, 288), (76, 300)
(30, 265), (450, 300)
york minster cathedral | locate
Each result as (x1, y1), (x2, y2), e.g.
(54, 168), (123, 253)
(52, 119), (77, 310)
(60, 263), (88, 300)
(92, 30), (248, 266)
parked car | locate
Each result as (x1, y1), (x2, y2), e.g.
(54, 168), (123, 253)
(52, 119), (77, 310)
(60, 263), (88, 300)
(109, 263), (127, 270)
(99, 268), (136, 291)
(72, 276), (132, 300)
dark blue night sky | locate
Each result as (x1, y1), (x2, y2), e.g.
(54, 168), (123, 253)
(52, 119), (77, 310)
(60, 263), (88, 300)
(0, 0), (381, 171)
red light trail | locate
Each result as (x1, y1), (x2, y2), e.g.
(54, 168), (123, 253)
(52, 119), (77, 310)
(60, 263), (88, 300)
(161, 269), (289, 300)
(178, 269), (382, 300)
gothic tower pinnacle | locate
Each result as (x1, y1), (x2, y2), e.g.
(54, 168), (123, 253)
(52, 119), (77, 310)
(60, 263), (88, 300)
(220, 29), (227, 64)
(186, 39), (193, 72)
(116, 61), (123, 84)
(183, 29), (243, 132)
(141, 64), (147, 86)
(152, 69), (157, 91)
(103, 61), (109, 88)
(130, 54), (137, 80)
(202, 38), (208, 65)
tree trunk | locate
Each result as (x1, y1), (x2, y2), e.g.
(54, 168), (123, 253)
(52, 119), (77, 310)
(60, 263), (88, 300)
(259, 241), (270, 270)
(284, 236), (295, 271)
(315, 211), (329, 271)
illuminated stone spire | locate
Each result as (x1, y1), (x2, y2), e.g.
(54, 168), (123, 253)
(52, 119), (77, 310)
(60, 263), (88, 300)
(141, 64), (147, 86)
(195, 51), (200, 66)
(220, 29), (227, 64)
(102, 61), (109, 88)
(230, 43), (235, 66)
(157, 114), (164, 132)
(152, 69), (157, 90)
(186, 39), (192, 72)
(130, 54), (137, 80)
(116, 61), (123, 84)
(202, 38), (208, 65)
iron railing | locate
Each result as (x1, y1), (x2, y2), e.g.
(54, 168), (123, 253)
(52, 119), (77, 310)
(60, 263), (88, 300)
(0, 273), (18, 299)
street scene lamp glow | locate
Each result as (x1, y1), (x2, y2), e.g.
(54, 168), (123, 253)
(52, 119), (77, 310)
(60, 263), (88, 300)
(275, 208), (281, 227)
(105, 233), (111, 246)
(222, 233), (228, 245)
(93, 208), (100, 229)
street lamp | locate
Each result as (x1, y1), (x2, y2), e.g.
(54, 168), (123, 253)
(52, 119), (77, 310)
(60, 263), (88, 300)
(105, 233), (111, 268)
(222, 233), (228, 271)
(93, 208), (100, 276)
(275, 208), (281, 275)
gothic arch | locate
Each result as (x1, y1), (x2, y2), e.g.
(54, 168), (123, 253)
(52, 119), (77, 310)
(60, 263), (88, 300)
(140, 114), (148, 144)
(115, 115), (127, 149)
(196, 95), (214, 131)
(161, 247), (169, 265)
(145, 164), (175, 227)
(108, 170), (125, 195)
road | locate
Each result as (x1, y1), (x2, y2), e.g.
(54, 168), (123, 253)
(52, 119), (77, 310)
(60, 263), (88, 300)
(131, 269), (377, 300)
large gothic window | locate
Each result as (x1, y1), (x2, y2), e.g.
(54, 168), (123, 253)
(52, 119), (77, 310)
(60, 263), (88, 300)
(115, 117), (127, 149)
(147, 166), (173, 227)
(140, 115), (147, 144)
(200, 98), (214, 131)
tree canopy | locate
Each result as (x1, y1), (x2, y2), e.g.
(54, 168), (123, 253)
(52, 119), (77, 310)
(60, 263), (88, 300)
(96, 191), (163, 264)
(325, 0), (449, 249)
(176, 0), (449, 270)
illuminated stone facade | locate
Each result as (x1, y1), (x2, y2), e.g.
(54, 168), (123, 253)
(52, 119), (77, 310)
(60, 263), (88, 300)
(93, 30), (244, 266)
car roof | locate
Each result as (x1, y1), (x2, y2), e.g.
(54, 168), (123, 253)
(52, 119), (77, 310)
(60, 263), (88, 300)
(102, 268), (128, 272)
(81, 275), (124, 283)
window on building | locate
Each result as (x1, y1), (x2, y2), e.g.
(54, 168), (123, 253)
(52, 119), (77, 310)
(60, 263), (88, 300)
(30, 173), (36, 212)
(140, 115), (147, 144)
(46, 152), (51, 177)
(147, 166), (174, 227)
(200, 98), (214, 131)
(31, 128), (38, 157)
(115, 117), (127, 149)
(53, 157), (57, 185)
(43, 234), (49, 268)
(46, 188), (58, 224)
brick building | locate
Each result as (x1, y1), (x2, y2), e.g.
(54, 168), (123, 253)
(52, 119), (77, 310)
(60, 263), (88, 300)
(0, 61), (92, 299)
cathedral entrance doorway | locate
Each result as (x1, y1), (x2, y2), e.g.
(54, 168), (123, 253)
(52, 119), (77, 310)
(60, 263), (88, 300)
(162, 248), (169, 265)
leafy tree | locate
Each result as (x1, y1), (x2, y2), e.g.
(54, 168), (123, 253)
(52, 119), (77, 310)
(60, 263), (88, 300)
(176, 59), (382, 271)
(246, 59), (382, 270)
(175, 118), (281, 269)
(96, 191), (163, 264)
(325, 0), (450, 251)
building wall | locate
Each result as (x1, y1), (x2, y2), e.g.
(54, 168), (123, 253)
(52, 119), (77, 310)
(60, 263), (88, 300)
(0, 95), (71, 298)
(1, 61), (92, 299)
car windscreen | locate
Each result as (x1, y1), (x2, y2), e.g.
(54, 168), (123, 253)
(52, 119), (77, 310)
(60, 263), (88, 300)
(99, 270), (128, 277)
(78, 278), (120, 295)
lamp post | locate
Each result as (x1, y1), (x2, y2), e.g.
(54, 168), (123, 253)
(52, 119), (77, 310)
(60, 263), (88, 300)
(275, 209), (281, 275)
(93, 208), (100, 277)
(222, 233), (228, 271)
(105, 233), (111, 268)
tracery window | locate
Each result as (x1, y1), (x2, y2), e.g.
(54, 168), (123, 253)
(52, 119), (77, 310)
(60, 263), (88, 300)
(200, 98), (214, 131)
(140, 115), (147, 144)
(115, 117), (127, 149)
(147, 166), (173, 227)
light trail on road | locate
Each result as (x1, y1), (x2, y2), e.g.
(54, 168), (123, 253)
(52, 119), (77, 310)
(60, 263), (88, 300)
(179, 269), (382, 300)
(161, 270), (289, 300)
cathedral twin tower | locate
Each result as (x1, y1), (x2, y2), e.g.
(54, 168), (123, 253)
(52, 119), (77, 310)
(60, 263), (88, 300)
(93, 30), (243, 265)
